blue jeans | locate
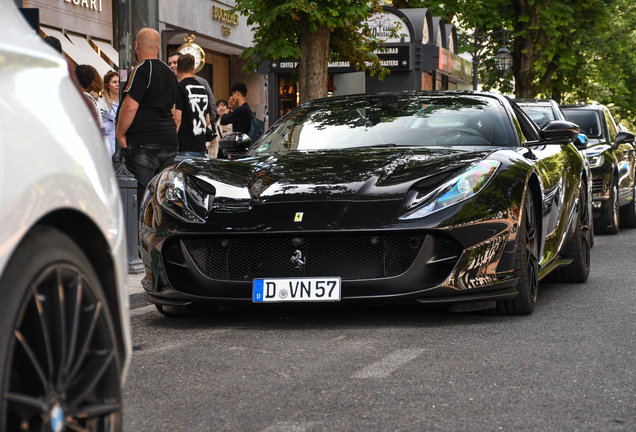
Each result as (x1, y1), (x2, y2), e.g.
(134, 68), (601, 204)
(126, 144), (177, 201)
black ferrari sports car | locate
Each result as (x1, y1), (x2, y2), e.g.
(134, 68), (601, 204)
(139, 91), (591, 316)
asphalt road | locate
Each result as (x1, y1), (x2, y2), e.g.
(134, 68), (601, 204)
(123, 228), (636, 431)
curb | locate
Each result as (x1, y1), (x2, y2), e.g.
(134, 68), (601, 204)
(128, 273), (148, 310)
(130, 291), (147, 310)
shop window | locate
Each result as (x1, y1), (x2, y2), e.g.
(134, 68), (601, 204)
(422, 72), (433, 90)
(279, 76), (298, 118)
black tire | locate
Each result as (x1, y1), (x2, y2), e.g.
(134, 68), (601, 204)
(620, 183), (636, 228)
(492, 188), (539, 315)
(0, 227), (121, 432)
(594, 180), (620, 234)
(156, 304), (219, 318)
(543, 182), (591, 283)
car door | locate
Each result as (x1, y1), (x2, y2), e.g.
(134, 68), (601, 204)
(605, 107), (635, 203)
(509, 102), (576, 265)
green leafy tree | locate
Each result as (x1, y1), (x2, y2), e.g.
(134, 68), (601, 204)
(234, 0), (396, 104)
(401, 0), (603, 96)
(551, 0), (636, 129)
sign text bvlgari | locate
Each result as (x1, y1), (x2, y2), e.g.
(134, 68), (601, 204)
(64, 0), (103, 12)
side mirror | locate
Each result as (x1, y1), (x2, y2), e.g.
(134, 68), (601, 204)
(539, 120), (580, 144)
(573, 133), (588, 151)
(219, 133), (251, 157)
(615, 131), (635, 145)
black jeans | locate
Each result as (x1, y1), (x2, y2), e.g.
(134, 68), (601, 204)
(126, 144), (177, 201)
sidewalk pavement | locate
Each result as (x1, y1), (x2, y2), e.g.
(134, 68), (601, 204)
(128, 272), (147, 309)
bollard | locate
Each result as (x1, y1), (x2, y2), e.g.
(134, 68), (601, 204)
(115, 161), (144, 273)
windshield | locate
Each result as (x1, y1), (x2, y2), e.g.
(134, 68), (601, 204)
(249, 95), (516, 155)
(562, 110), (603, 139)
(519, 105), (556, 128)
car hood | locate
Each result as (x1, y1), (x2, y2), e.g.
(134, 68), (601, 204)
(585, 138), (611, 155)
(178, 147), (493, 205)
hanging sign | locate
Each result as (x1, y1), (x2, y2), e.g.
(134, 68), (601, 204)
(364, 10), (411, 43)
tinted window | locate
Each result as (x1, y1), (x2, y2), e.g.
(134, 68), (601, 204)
(519, 106), (556, 128)
(250, 95), (516, 155)
(562, 110), (603, 138)
(604, 108), (617, 142)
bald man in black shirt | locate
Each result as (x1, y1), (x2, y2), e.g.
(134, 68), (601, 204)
(116, 27), (178, 199)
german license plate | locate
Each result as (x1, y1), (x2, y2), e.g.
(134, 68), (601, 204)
(252, 277), (341, 303)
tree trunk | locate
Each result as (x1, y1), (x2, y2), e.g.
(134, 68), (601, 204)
(551, 87), (562, 104)
(512, 0), (542, 98)
(298, 24), (330, 104)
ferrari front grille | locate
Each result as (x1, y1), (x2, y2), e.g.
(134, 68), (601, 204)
(162, 233), (462, 286)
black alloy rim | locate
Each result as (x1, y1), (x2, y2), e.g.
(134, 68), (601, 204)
(580, 186), (591, 271)
(525, 193), (539, 303)
(2, 264), (120, 432)
(613, 183), (620, 227)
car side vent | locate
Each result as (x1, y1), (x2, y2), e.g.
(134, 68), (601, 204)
(163, 242), (185, 265)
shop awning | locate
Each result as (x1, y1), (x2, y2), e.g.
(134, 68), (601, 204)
(91, 39), (119, 68)
(41, 27), (113, 79)
(65, 33), (113, 78)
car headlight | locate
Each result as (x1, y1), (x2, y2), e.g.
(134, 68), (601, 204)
(587, 154), (604, 168)
(400, 160), (501, 220)
(156, 169), (208, 223)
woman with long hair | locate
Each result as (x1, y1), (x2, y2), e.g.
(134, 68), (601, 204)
(210, 99), (232, 158)
(100, 70), (119, 158)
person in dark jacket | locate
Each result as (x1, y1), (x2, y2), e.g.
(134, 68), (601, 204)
(220, 82), (251, 135)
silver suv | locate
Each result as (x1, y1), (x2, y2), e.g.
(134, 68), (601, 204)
(0, 4), (131, 431)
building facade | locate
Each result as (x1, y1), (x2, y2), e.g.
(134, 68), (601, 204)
(159, 0), (267, 124)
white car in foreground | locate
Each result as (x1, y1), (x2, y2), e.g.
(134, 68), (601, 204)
(0, 4), (131, 431)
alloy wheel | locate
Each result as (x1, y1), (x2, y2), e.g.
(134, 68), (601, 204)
(2, 264), (121, 431)
(612, 183), (620, 228)
(580, 187), (591, 272)
(524, 193), (539, 303)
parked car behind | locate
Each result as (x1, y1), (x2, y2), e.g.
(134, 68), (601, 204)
(514, 98), (567, 128)
(0, 3), (131, 431)
(515, 98), (594, 247)
(562, 103), (636, 234)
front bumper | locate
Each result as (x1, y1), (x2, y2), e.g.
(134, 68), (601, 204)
(140, 223), (520, 307)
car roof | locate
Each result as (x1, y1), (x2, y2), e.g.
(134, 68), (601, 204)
(561, 104), (605, 111)
(514, 98), (553, 105)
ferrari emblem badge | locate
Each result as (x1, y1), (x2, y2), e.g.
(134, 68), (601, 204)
(294, 212), (304, 222)
(477, 121), (483, 128)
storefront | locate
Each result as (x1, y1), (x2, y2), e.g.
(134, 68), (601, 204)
(260, 7), (472, 124)
(159, 0), (266, 123)
(25, 0), (117, 78)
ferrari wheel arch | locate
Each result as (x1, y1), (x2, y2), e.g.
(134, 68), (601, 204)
(526, 172), (544, 258)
